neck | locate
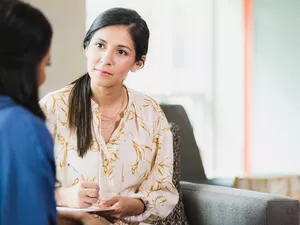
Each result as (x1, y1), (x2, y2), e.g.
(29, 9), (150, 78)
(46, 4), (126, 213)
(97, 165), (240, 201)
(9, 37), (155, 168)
(91, 84), (124, 107)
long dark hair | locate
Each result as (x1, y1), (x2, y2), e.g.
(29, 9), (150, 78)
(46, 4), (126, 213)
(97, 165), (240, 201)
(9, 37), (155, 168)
(69, 8), (150, 157)
(0, 0), (52, 121)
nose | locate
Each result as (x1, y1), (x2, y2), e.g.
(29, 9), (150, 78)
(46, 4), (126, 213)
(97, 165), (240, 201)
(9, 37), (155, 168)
(101, 49), (113, 66)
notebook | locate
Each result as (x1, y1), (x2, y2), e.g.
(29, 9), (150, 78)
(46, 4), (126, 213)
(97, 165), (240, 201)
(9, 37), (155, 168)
(56, 205), (114, 212)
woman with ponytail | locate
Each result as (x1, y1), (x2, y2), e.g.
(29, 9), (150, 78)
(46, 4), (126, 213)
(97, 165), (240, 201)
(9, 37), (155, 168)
(40, 8), (178, 225)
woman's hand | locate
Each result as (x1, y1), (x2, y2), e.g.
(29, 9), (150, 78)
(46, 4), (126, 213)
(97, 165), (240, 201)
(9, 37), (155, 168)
(97, 196), (145, 223)
(58, 211), (105, 225)
(57, 182), (99, 208)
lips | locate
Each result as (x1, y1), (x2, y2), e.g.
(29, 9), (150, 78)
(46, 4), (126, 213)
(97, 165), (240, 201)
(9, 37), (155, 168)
(95, 69), (112, 76)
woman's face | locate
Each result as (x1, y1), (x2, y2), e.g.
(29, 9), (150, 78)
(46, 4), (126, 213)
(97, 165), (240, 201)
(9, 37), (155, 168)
(85, 25), (143, 88)
(37, 48), (51, 87)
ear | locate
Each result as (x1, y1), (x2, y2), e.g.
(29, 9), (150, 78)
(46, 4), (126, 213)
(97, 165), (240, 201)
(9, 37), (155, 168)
(131, 55), (146, 72)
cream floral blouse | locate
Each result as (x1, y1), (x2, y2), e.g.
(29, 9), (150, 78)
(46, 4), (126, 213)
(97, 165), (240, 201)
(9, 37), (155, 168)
(39, 85), (179, 224)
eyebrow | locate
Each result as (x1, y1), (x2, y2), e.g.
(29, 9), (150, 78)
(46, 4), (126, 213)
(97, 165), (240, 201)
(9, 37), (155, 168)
(95, 38), (132, 51)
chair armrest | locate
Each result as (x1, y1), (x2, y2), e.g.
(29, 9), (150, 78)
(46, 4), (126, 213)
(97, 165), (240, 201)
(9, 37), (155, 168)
(200, 177), (235, 187)
(180, 181), (299, 225)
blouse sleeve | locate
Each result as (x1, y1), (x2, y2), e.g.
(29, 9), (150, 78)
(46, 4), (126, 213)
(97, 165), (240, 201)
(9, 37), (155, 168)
(39, 93), (57, 139)
(124, 108), (179, 223)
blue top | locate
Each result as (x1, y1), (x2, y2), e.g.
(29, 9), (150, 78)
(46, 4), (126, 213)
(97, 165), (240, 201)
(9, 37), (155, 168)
(0, 96), (57, 225)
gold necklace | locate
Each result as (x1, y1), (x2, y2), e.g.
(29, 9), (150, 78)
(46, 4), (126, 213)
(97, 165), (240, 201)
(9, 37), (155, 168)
(99, 88), (125, 129)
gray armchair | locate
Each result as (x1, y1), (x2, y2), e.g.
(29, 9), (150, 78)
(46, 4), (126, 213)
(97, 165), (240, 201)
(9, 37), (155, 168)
(181, 181), (299, 225)
(158, 119), (300, 225)
(160, 104), (234, 187)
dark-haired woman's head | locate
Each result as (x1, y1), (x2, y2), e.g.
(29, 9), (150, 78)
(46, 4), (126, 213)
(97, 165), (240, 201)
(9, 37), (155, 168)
(0, 0), (52, 120)
(69, 8), (150, 156)
(83, 8), (150, 88)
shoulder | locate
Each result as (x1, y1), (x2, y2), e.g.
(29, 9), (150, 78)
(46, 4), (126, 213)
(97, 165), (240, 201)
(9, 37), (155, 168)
(39, 85), (73, 115)
(0, 103), (52, 149)
(128, 88), (168, 128)
(0, 102), (41, 129)
(39, 85), (73, 107)
(128, 88), (161, 113)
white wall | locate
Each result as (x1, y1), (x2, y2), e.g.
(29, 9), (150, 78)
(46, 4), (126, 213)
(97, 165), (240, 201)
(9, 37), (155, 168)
(213, 0), (245, 177)
(251, 0), (300, 174)
(25, 0), (87, 98)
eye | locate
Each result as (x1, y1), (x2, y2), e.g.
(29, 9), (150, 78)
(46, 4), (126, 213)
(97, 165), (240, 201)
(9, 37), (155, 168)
(117, 50), (128, 56)
(96, 43), (105, 48)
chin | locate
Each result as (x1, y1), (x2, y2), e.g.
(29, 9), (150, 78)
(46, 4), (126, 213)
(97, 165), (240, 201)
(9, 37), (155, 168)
(91, 78), (115, 88)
